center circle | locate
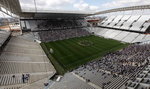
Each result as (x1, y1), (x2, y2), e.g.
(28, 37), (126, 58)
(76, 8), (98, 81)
(78, 40), (93, 46)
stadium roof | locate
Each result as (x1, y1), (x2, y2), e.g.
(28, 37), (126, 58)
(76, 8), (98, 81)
(0, 0), (93, 18)
(94, 5), (150, 15)
(0, 0), (22, 16)
(21, 10), (93, 18)
(0, 0), (150, 18)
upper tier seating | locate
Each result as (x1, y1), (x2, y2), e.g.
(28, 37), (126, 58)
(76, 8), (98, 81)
(32, 19), (91, 42)
(130, 15), (150, 31)
(121, 15), (141, 30)
(113, 15), (131, 28)
(99, 15), (150, 32)
(101, 16), (116, 26)
(108, 15), (123, 28)
(30, 19), (85, 31)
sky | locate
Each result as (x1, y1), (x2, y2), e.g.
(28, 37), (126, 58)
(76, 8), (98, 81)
(0, 0), (150, 18)
(19, 0), (150, 12)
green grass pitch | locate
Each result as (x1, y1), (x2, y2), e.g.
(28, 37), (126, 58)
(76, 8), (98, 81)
(41, 35), (128, 74)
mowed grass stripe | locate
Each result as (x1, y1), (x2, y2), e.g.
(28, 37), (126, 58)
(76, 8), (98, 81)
(68, 39), (94, 55)
(58, 35), (123, 65)
(67, 37), (105, 59)
(42, 35), (128, 74)
(56, 40), (82, 65)
(90, 37), (123, 50)
(72, 37), (103, 53)
(61, 39), (97, 68)
(81, 36), (117, 51)
(45, 42), (68, 68)
(51, 42), (78, 67)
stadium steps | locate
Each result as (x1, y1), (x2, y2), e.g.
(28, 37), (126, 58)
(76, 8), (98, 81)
(0, 53), (49, 62)
(0, 62), (54, 74)
(0, 33), (56, 89)
(0, 75), (25, 86)
(111, 78), (128, 89)
(104, 76), (121, 89)
(0, 83), (27, 89)
(120, 32), (130, 42)
(131, 33), (141, 43)
(0, 72), (55, 87)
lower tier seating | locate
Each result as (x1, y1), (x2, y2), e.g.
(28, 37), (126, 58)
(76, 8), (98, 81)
(89, 27), (150, 43)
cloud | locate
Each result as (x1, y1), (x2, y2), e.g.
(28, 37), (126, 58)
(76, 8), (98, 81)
(19, 0), (99, 11)
(19, 0), (150, 11)
(20, 0), (75, 10)
(73, 0), (99, 11)
(102, 0), (150, 10)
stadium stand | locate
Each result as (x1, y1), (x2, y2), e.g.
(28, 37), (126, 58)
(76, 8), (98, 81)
(0, 33), (56, 89)
(72, 43), (150, 89)
(89, 27), (150, 43)
(121, 15), (141, 30)
(123, 64), (150, 89)
(38, 29), (91, 42)
(0, 1), (150, 88)
(130, 15), (150, 31)
(100, 16), (116, 26)
(107, 15), (123, 28)
(73, 67), (128, 89)
(30, 19), (91, 42)
(113, 15), (131, 28)
(99, 15), (150, 33)
(141, 21), (150, 32)
(132, 34), (146, 43)
(121, 33), (140, 43)
(49, 73), (95, 89)
(31, 19), (85, 31)
(113, 31), (130, 41)
(0, 30), (11, 50)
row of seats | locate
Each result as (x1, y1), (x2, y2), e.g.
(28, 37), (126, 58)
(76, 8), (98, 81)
(0, 34), (56, 88)
(0, 62), (54, 74)
(124, 65), (150, 89)
(30, 19), (85, 31)
(38, 28), (91, 42)
(74, 68), (128, 89)
(0, 53), (49, 62)
(1, 84), (25, 89)
(73, 43), (149, 89)
(100, 15), (150, 32)
(89, 27), (150, 43)
(0, 74), (23, 86)
(0, 30), (10, 47)
(49, 73), (95, 89)
(0, 72), (54, 88)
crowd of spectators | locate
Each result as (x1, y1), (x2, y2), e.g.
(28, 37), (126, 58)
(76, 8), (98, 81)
(34, 19), (85, 31)
(38, 28), (91, 42)
(74, 44), (150, 78)
(34, 19), (90, 42)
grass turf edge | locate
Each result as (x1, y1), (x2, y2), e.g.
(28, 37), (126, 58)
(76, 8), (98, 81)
(40, 43), (66, 75)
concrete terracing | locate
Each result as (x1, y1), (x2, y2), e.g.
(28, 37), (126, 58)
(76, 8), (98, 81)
(0, 32), (56, 89)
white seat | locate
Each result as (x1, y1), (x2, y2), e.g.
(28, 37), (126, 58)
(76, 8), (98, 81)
(121, 15), (141, 30)
(107, 15), (123, 28)
(130, 15), (150, 32)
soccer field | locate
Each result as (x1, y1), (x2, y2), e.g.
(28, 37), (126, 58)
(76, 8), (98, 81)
(41, 35), (128, 74)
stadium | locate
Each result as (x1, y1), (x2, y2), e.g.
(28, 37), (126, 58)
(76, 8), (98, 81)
(0, 0), (150, 89)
